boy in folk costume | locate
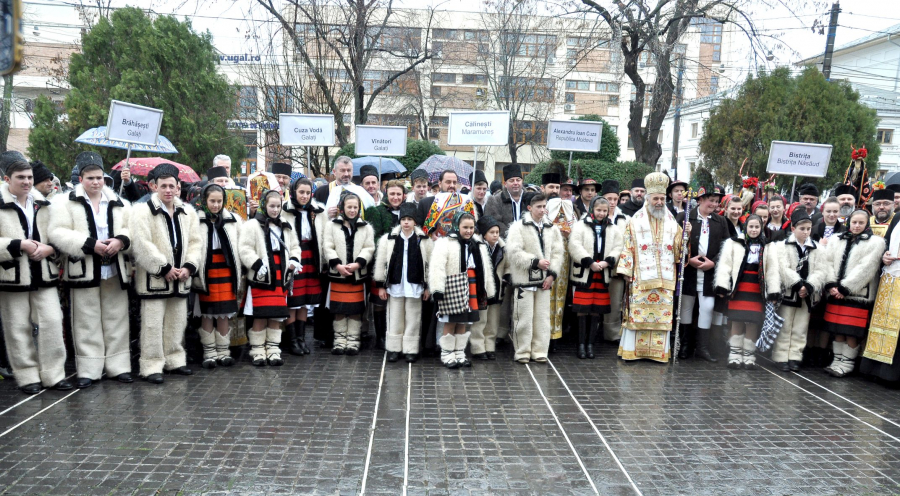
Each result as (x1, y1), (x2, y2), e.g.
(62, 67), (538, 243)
(542, 166), (576, 351)
(373, 203), (433, 363)
(239, 189), (301, 366)
(714, 214), (774, 369)
(0, 154), (70, 394)
(49, 152), (133, 388)
(429, 211), (496, 368)
(822, 210), (885, 378)
(764, 210), (828, 372)
(506, 192), (565, 364)
(568, 197), (623, 359)
(469, 216), (508, 360)
(322, 192), (376, 355)
(129, 164), (203, 384)
(282, 178), (326, 356)
(191, 184), (242, 368)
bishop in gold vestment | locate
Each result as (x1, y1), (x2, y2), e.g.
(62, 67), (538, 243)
(616, 173), (684, 362)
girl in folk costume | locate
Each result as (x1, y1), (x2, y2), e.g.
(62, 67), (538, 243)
(805, 197), (843, 367)
(239, 190), (301, 366)
(715, 215), (770, 369)
(429, 211), (496, 369)
(192, 184), (242, 368)
(822, 210), (885, 377)
(766, 195), (790, 242)
(812, 197), (844, 243)
(568, 197), (623, 359)
(373, 203), (433, 363)
(322, 192), (376, 355)
(282, 178), (325, 356)
(469, 215), (509, 360)
(722, 195), (744, 239)
(766, 209), (829, 372)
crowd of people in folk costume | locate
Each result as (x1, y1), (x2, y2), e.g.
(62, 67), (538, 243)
(3, 146), (900, 396)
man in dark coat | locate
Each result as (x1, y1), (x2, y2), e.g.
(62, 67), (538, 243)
(483, 164), (525, 238)
(618, 178), (647, 217)
(797, 182), (823, 225)
(676, 182), (728, 361)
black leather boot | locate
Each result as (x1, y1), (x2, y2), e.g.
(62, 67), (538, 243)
(678, 325), (695, 359)
(577, 315), (588, 359)
(695, 327), (718, 362)
(285, 322), (304, 356)
(587, 316), (599, 359)
(374, 310), (387, 351)
(295, 320), (311, 354)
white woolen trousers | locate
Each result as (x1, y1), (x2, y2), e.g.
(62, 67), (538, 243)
(773, 301), (810, 363)
(0, 288), (66, 387)
(603, 277), (625, 341)
(470, 304), (502, 354)
(511, 287), (551, 361)
(139, 297), (188, 376)
(386, 296), (422, 354)
(70, 278), (131, 380)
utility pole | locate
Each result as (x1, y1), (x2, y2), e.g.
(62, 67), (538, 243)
(822, 2), (841, 81)
(671, 55), (685, 179)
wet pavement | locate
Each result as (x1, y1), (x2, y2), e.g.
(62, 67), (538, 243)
(1, 334), (900, 495)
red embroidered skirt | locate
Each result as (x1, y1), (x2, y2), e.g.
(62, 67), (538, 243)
(249, 252), (288, 319)
(824, 297), (871, 338)
(727, 263), (764, 324)
(198, 249), (238, 316)
(287, 239), (322, 308)
(572, 270), (610, 315)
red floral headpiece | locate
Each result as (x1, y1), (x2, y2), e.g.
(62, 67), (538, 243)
(742, 177), (758, 189)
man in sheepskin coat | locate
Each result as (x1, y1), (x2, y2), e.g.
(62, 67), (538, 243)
(483, 164), (526, 238)
(129, 164), (202, 384)
(505, 192), (565, 363)
(49, 152), (134, 388)
(0, 154), (71, 394)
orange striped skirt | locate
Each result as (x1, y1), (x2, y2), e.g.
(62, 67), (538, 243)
(328, 280), (367, 316)
(287, 241), (322, 308)
(198, 250), (238, 316)
(248, 252), (288, 319)
(572, 270), (610, 315)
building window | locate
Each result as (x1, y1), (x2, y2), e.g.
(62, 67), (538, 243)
(565, 92), (575, 103)
(710, 76), (719, 94)
(432, 72), (456, 83)
(608, 95), (619, 105)
(264, 86), (293, 119)
(595, 82), (619, 92)
(878, 129), (894, 144)
(236, 86), (257, 120)
(566, 80), (590, 90)
(514, 120), (547, 144)
(462, 74), (487, 84)
(691, 123), (698, 138)
(429, 127), (441, 139)
(506, 33), (556, 57)
(430, 116), (449, 126)
(430, 85), (442, 98)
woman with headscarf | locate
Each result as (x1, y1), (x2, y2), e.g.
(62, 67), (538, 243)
(239, 189), (301, 366)
(281, 177), (326, 356)
(429, 211), (496, 368)
(192, 184), (243, 368)
(821, 210), (885, 377)
(322, 192), (376, 355)
(568, 197), (623, 359)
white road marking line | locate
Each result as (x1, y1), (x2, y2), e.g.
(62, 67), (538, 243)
(525, 363), (600, 496)
(758, 364), (900, 445)
(547, 359), (643, 496)
(359, 351), (387, 496)
(402, 362), (411, 496)
(759, 355), (900, 429)
(0, 372), (78, 417)
(0, 389), (80, 439)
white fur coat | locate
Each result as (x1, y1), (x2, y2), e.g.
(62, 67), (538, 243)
(238, 216), (300, 290)
(129, 193), (202, 298)
(373, 226), (433, 288)
(713, 238), (778, 299)
(567, 219), (623, 287)
(505, 212), (565, 288)
(322, 216), (375, 283)
(823, 232), (885, 303)
(0, 183), (59, 291)
(428, 235), (497, 301)
(191, 209), (242, 294)
(281, 199), (327, 271)
(48, 185), (132, 289)
(765, 234), (829, 306)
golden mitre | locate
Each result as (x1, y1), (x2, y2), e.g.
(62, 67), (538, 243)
(644, 171), (669, 195)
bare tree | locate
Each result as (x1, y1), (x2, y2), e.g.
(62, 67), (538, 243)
(579, 0), (793, 167)
(254, 0), (436, 149)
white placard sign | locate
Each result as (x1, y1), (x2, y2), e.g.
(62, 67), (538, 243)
(766, 140), (833, 178)
(105, 100), (163, 147)
(279, 113), (336, 146)
(447, 111), (510, 146)
(546, 119), (603, 152)
(355, 125), (408, 156)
